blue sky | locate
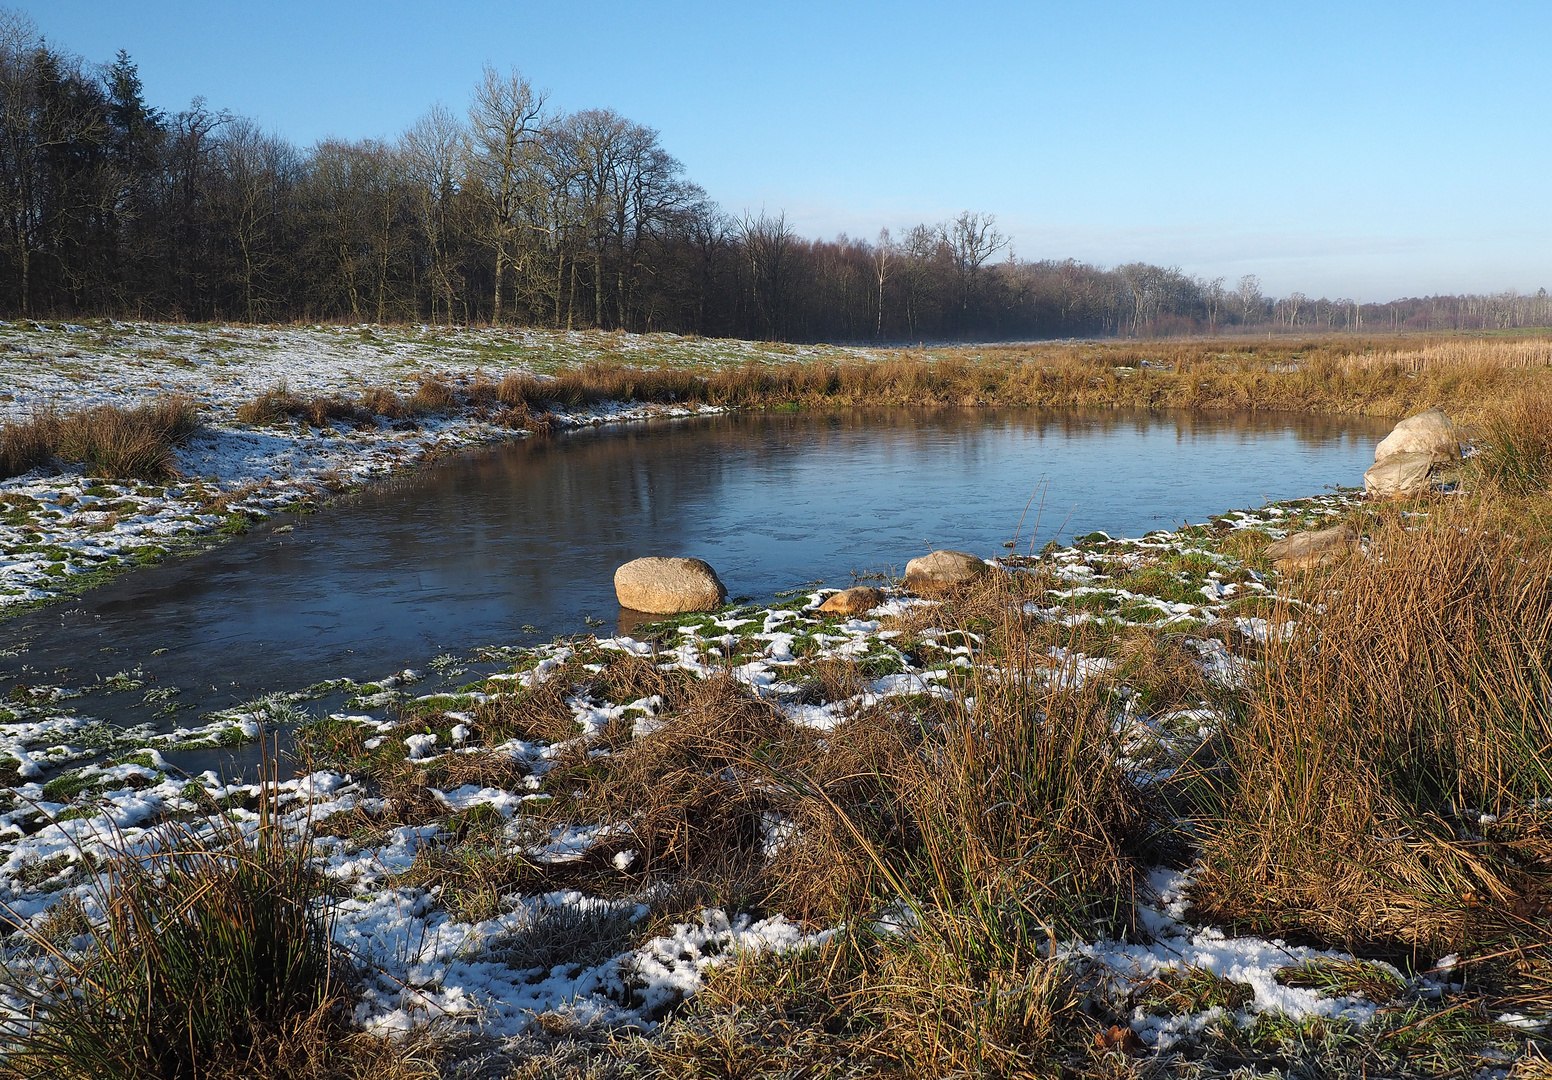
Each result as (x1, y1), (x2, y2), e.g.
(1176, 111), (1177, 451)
(31, 1), (1552, 299)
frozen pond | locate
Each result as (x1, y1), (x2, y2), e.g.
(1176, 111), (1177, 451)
(0, 407), (1387, 733)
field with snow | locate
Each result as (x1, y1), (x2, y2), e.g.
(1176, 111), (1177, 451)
(0, 321), (1548, 1077)
(0, 320), (868, 611)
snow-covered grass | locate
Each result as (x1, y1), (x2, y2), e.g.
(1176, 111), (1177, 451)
(0, 488), (1546, 1077)
(3, 321), (1551, 1075)
(0, 321), (871, 612)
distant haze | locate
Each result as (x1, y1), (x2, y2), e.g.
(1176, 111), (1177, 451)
(26, 0), (1552, 301)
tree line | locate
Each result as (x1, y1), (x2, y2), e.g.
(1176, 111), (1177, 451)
(2, 12), (1547, 341)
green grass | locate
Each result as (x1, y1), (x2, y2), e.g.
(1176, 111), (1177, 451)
(1136, 965), (1255, 1015)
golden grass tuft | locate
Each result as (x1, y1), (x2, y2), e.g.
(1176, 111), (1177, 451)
(0, 395), (200, 480)
(1472, 383), (1552, 495)
(1195, 503), (1552, 953)
(0, 789), (440, 1080)
(0, 409), (58, 477)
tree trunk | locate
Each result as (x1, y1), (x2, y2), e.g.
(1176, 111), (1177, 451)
(554, 247), (564, 328)
(493, 244), (505, 324)
(593, 246), (604, 328)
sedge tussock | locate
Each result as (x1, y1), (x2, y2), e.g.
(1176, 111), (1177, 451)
(1, 395), (200, 480)
(1196, 502), (1552, 953)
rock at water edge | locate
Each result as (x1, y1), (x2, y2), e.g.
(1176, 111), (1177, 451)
(1262, 524), (1359, 571)
(903, 549), (989, 591)
(1374, 407), (1460, 464)
(615, 557), (727, 614)
(817, 586), (887, 615)
(1364, 452), (1443, 498)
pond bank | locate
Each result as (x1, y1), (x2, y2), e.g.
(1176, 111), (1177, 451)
(6, 321), (1550, 618)
(2, 478), (1548, 1077)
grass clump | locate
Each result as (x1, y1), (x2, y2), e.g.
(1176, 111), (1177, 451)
(0, 396), (200, 480)
(1473, 384), (1552, 494)
(236, 386), (375, 429)
(1135, 965), (1254, 1015)
(1195, 503), (1552, 954)
(1275, 957), (1409, 1003)
(0, 412), (56, 478)
(649, 932), (1087, 1080)
(0, 798), (413, 1080)
(235, 378), (460, 431)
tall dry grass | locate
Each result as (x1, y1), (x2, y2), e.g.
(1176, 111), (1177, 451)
(1340, 336), (1552, 373)
(236, 378), (462, 431)
(492, 335), (1552, 422)
(1471, 384), (1552, 495)
(0, 396), (200, 480)
(0, 780), (436, 1079)
(1195, 505), (1552, 954)
(0, 818), (334, 1078)
(747, 576), (1165, 1075)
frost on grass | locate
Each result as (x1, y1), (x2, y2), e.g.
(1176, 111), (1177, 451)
(1, 490), (1540, 1071)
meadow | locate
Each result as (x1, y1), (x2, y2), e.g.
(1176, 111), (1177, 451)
(0, 325), (1550, 1077)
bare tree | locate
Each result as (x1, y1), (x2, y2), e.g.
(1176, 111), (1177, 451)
(1235, 274), (1264, 325)
(0, 13), (110, 314)
(739, 210), (795, 340)
(467, 65), (546, 323)
(941, 210), (1006, 336)
(899, 223), (938, 340)
(1204, 275), (1225, 333)
(401, 104), (463, 324)
(213, 119), (296, 322)
(873, 227), (891, 339)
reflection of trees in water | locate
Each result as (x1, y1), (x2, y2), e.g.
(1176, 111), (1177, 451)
(447, 408), (1388, 542)
(875, 407), (1387, 447)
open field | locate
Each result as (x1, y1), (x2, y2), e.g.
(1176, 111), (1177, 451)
(0, 323), (1550, 1076)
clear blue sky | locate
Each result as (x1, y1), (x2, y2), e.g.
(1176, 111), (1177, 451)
(31, 0), (1552, 300)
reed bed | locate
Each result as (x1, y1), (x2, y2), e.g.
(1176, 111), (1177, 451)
(491, 335), (1552, 423)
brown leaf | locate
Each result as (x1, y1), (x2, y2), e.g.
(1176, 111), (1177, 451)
(1095, 1024), (1144, 1055)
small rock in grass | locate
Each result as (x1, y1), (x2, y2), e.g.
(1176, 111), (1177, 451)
(817, 586), (886, 615)
(1263, 524), (1359, 571)
(615, 556), (727, 614)
(903, 549), (988, 591)
(1374, 407), (1460, 465)
(1364, 451), (1447, 498)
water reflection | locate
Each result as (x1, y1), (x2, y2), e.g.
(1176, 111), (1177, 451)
(0, 408), (1386, 729)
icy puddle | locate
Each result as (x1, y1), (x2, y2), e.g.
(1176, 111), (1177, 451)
(0, 408), (1385, 734)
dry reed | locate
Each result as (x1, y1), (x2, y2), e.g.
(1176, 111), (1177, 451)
(491, 335), (1552, 424)
(1195, 504), (1552, 953)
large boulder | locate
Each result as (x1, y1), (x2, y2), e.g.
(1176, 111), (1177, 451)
(614, 557), (727, 614)
(817, 586), (886, 616)
(1363, 451), (1444, 498)
(1374, 407), (1460, 464)
(1262, 524), (1359, 571)
(903, 550), (988, 591)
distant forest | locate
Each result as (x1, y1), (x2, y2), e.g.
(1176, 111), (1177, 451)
(3, 12), (1549, 341)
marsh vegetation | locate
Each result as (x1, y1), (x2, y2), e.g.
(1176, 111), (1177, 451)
(1, 323), (1551, 1076)
(0, 380), (1549, 1076)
